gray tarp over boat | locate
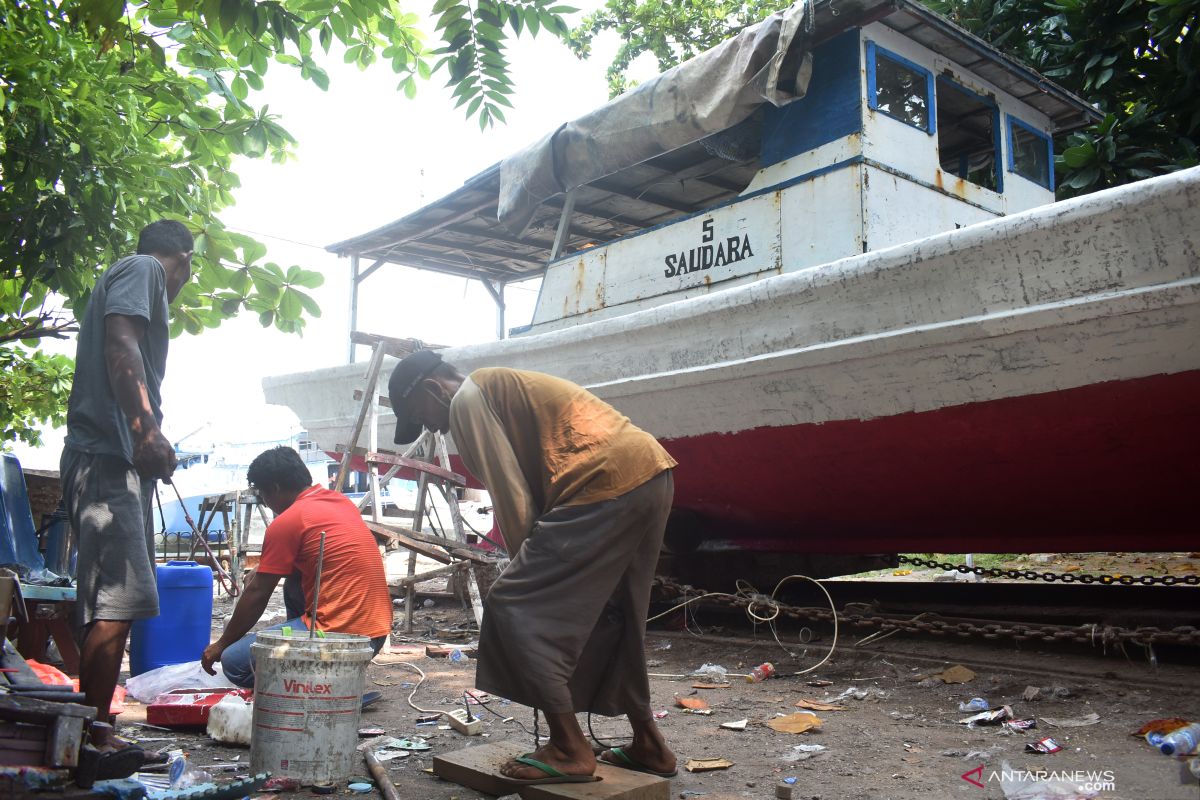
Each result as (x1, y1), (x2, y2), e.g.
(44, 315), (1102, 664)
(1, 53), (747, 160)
(497, 1), (815, 233)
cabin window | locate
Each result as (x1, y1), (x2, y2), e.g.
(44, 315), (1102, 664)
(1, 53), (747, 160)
(867, 41), (934, 134)
(936, 77), (1001, 193)
(1007, 115), (1054, 190)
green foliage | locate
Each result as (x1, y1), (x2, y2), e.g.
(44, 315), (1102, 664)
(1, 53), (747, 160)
(0, 0), (575, 447)
(567, 0), (788, 96)
(571, 0), (1199, 194)
(432, 0), (578, 129)
(0, 342), (74, 448)
(926, 0), (1199, 195)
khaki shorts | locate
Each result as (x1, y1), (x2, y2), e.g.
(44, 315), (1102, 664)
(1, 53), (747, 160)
(61, 448), (159, 629)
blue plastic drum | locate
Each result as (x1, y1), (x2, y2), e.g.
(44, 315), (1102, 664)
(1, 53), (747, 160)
(129, 560), (214, 676)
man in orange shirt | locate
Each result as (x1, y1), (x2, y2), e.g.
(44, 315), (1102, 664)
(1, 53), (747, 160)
(200, 447), (392, 687)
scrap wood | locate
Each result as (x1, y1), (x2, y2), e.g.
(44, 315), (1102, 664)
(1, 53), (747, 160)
(684, 758), (734, 772)
(692, 683), (730, 689)
(364, 521), (489, 565)
(767, 713), (823, 734)
(794, 698), (845, 712)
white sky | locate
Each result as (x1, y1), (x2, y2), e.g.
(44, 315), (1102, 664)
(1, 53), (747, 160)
(14, 2), (650, 468)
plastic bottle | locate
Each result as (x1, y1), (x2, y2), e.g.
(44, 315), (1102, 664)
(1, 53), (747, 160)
(746, 662), (775, 683)
(1159, 723), (1200, 756)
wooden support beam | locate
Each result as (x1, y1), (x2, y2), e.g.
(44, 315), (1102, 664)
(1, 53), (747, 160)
(361, 451), (466, 486)
(349, 331), (429, 357)
(365, 521), (453, 565)
(364, 520), (491, 565)
(353, 389), (391, 409)
(356, 258), (387, 284)
(389, 561), (467, 592)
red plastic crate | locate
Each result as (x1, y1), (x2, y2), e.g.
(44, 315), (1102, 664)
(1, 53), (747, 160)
(146, 688), (253, 728)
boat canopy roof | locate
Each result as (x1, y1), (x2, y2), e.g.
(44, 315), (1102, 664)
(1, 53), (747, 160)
(327, 0), (1098, 285)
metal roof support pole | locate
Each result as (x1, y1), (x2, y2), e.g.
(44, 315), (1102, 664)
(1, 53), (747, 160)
(480, 279), (507, 340)
(549, 188), (577, 262)
(348, 254), (360, 363)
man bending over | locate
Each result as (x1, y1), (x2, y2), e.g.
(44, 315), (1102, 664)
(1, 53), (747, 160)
(388, 350), (678, 785)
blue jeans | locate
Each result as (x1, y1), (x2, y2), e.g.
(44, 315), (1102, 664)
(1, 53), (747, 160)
(220, 619), (387, 688)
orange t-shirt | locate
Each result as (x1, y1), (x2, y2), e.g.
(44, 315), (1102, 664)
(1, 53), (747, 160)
(258, 485), (392, 639)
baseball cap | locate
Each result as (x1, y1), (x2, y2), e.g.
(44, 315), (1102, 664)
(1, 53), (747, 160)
(387, 349), (444, 444)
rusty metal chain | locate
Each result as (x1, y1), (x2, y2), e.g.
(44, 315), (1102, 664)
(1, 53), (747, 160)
(652, 577), (1200, 648)
(896, 555), (1200, 586)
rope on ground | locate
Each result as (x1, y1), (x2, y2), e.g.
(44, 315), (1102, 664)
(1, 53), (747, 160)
(647, 574), (840, 676)
(387, 661), (538, 737)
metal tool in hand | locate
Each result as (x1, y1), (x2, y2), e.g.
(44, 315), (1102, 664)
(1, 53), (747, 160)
(163, 479), (239, 596)
(309, 530), (327, 639)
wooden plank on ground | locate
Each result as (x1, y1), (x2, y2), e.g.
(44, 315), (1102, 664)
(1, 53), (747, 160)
(432, 742), (669, 800)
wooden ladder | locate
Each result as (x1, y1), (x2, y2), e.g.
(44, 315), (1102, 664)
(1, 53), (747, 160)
(336, 332), (486, 633)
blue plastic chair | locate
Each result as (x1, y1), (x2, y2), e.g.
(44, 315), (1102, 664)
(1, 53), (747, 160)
(0, 454), (46, 572)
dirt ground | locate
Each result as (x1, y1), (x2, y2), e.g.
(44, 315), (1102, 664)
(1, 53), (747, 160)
(114, 566), (1200, 800)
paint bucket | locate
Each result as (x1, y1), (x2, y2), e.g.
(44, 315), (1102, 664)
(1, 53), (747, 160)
(249, 631), (374, 784)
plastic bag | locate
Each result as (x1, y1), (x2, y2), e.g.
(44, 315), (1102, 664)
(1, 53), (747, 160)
(168, 752), (213, 790)
(125, 660), (234, 704)
(207, 693), (253, 745)
(694, 663), (728, 682)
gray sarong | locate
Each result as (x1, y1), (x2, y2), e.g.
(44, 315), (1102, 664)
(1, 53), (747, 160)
(61, 448), (159, 630)
(476, 470), (673, 717)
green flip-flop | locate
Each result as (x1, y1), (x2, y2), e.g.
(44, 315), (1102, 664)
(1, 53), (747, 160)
(500, 754), (601, 785)
(601, 746), (678, 778)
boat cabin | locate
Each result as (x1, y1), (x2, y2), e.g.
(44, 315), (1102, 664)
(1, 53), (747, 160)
(328, 0), (1097, 346)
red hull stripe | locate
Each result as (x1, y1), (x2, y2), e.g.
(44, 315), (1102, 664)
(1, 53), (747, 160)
(656, 371), (1200, 553)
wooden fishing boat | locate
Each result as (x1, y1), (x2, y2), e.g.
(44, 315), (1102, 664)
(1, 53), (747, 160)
(265, 1), (1200, 579)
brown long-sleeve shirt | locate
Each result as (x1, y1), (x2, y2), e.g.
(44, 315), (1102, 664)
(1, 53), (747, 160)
(449, 367), (676, 552)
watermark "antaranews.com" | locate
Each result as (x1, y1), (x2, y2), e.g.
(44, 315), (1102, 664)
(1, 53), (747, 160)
(962, 765), (1117, 793)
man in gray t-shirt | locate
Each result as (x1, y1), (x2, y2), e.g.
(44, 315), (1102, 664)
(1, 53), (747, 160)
(60, 220), (193, 733)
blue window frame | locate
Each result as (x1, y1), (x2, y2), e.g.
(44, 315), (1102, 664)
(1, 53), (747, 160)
(866, 41), (935, 135)
(1007, 115), (1055, 190)
(935, 76), (1002, 193)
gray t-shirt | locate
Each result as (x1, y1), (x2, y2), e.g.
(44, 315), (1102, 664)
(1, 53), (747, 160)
(64, 254), (170, 464)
